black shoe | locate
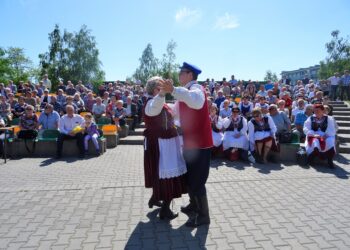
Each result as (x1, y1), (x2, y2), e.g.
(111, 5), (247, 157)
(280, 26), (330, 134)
(256, 155), (264, 164)
(159, 202), (178, 220)
(328, 159), (335, 169)
(148, 196), (162, 208)
(185, 195), (210, 227)
(79, 154), (85, 159)
(55, 154), (62, 159)
(181, 193), (196, 216)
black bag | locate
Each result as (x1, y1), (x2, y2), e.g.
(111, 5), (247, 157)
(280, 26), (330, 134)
(17, 130), (38, 153)
(296, 148), (308, 166)
(278, 132), (292, 144)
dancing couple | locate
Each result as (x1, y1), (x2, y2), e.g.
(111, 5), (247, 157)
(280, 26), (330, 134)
(143, 62), (213, 227)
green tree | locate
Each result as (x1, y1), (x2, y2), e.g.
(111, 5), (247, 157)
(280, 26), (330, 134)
(319, 30), (350, 79)
(133, 43), (158, 84)
(0, 47), (35, 83)
(264, 70), (278, 82)
(39, 24), (105, 90)
(133, 40), (180, 86)
(158, 40), (180, 86)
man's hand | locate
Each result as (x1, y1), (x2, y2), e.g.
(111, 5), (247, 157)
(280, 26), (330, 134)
(160, 79), (174, 94)
(68, 131), (75, 136)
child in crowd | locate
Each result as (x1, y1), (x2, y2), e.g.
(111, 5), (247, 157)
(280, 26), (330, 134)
(83, 114), (100, 156)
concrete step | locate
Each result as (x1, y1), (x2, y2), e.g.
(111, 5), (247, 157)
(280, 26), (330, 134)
(338, 127), (350, 134)
(333, 111), (350, 116)
(337, 121), (350, 127)
(332, 107), (350, 111)
(339, 143), (350, 154)
(129, 128), (144, 136)
(339, 134), (350, 143)
(332, 104), (348, 108)
(334, 116), (350, 121)
(329, 101), (345, 105)
(138, 123), (145, 129)
(119, 136), (144, 145)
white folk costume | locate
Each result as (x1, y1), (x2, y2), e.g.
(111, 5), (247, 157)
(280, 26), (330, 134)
(222, 115), (249, 150)
(303, 115), (336, 155)
(248, 115), (277, 151)
(210, 115), (223, 147)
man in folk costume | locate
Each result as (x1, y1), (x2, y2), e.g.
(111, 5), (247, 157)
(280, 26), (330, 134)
(143, 77), (187, 220)
(303, 104), (336, 168)
(161, 62), (213, 227)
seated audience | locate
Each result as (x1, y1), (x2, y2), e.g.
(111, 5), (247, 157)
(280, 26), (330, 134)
(248, 108), (277, 164)
(56, 105), (85, 159)
(222, 107), (250, 161)
(303, 104), (336, 168)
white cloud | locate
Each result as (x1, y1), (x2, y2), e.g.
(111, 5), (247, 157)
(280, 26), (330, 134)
(175, 7), (202, 27)
(214, 13), (239, 30)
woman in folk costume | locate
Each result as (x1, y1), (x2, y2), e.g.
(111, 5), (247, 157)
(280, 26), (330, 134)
(303, 104), (336, 168)
(222, 107), (250, 161)
(238, 96), (254, 119)
(209, 104), (223, 156)
(248, 108), (277, 164)
(143, 76), (187, 220)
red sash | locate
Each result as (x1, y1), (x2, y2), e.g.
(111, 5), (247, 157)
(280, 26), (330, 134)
(308, 136), (326, 151)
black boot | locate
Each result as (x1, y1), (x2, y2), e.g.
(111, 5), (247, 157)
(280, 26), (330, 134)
(148, 195), (162, 208)
(326, 149), (335, 169)
(181, 192), (196, 216)
(159, 201), (178, 220)
(185, 195), (210, 227)
(307, 151), (316, 166)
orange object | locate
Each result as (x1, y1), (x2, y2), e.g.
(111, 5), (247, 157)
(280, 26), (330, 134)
(102, 124), (118, 135)
(13, 126), (21, 135)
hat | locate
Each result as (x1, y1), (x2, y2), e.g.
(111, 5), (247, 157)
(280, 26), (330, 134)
(179, 62), (202, 75)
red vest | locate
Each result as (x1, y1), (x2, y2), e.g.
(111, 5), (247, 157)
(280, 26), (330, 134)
(179, 86), (213, 149)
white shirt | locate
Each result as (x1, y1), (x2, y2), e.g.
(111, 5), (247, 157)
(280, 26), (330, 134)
(145, 95), (165, 117)
(328, 76), (340, 86)
(172, 81), (205, 110)
(59, 114), (84, 134)
(171, 81), (205, 127)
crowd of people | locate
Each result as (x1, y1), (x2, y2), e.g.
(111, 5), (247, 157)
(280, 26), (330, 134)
(0, 70), (347, 162)
(0, 66), (347, 225)
(204, 71), (348, 168)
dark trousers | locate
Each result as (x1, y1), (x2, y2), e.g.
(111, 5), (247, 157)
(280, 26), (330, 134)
(330, 85), (338, 101)
(183, 148), (211, 197)
(340, 86), (350, 101)
(56, 132), (84, 156)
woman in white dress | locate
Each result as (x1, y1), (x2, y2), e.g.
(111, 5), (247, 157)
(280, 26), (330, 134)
(222, 107), (249, 160)
(209, 104), (223, 152)
(303, 104), (336, 168)
(248, 108), (277, 163)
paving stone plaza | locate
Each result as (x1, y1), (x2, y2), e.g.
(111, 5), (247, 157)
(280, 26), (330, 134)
(0, 145), (350, 249)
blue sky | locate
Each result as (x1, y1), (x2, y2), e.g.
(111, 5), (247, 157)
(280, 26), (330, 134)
(1, 0), (349, 82)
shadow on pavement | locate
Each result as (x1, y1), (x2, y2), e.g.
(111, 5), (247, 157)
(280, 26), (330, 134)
(251, 162), (284, 174)
(125, 209), (209, 249)
(311, 163), (350, 179)
(40, 157), (82, 167)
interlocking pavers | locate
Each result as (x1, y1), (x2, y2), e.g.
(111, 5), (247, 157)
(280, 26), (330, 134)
(0, 146), (350, 249)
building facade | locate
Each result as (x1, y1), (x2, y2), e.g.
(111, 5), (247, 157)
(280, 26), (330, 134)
(281, 65), (320, 85)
